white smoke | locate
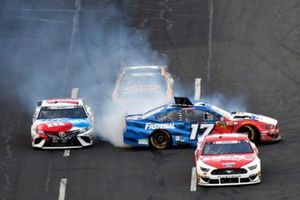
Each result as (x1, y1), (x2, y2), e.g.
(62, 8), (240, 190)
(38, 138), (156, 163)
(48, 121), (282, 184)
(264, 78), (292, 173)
(201, 93), (247, 112)
(2, 2), (169, 147)
(76, 5), (170, 147)
(95, 106), (128, 147)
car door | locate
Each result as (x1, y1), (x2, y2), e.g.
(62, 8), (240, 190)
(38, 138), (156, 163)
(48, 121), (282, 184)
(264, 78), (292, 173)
(154, 108), (192, 143)
(154, 108), (214, 145)
(183, 108), (215, 143)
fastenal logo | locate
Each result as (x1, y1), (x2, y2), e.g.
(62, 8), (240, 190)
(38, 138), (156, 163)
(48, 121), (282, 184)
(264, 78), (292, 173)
(58, 131), (66, 138)
(145, 123), (175, 130)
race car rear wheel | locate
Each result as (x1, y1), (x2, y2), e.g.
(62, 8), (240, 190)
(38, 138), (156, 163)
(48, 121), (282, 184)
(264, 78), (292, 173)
(238, 125), (259, 142)
(149, 130), (171, 150)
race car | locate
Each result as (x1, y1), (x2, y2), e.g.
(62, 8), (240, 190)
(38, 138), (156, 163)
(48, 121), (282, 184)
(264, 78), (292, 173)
(112, 65), (174, 113)
(194, 133), (261, 186)
(31, 98), (94, 149)
(123, 97), (280, 149)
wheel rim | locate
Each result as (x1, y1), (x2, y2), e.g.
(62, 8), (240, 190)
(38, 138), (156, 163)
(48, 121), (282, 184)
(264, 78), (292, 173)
(150, 131), (170, 149)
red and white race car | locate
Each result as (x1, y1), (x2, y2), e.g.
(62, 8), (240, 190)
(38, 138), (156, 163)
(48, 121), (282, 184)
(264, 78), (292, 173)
(194, 133), (261, 186)
(31, 98), (94, 149)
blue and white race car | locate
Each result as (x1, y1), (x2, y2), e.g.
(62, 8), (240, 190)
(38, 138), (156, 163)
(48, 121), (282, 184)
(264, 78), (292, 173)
(123, 97), (280, 149)
(31, 98), (94, 149)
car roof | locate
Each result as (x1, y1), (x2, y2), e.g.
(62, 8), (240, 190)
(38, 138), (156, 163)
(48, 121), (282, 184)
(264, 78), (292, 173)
(204, 133), (249, 143)
(123, 65), (166, 73)
(39, 98), (84, 107)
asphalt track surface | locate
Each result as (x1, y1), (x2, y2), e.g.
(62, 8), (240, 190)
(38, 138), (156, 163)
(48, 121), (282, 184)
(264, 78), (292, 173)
(1, 0), (300, 200)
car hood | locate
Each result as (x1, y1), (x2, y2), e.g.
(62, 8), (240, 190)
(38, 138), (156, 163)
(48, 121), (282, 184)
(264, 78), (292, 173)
(126, 114), (142, 120)
(201, 154), (256, 169)
(231, 112), (278, 125)
(33, 118), (91, 133)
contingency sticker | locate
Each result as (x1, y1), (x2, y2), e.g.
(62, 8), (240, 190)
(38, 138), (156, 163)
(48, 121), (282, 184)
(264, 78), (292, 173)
(138, 139), (148, 145)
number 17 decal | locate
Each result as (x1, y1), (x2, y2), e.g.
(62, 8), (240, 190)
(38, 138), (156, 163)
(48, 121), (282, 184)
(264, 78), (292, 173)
(189, 124), (214, 140)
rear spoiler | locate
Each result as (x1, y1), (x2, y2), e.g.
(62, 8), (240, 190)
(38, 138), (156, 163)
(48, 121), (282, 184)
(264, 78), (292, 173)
(174, 97), (193, 106)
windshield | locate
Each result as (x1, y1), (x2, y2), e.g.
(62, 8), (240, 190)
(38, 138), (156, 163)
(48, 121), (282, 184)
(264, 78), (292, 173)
(202, 140), (253, 155)
(119, 73), (167, 91)
(38, 106), (87, 119)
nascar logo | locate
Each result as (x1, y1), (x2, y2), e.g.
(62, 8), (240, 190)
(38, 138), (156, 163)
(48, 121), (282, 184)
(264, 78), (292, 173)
(145, 123), (175, 130)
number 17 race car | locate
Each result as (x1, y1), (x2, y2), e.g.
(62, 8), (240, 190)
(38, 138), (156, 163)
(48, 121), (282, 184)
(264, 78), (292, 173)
(123, 97), (281, 149)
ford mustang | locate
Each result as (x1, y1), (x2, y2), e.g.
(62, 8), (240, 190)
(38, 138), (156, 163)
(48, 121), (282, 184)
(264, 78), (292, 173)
(31, 98), (94, 149)
(123, 97), (281, 149)
(194, 133), (261, 186)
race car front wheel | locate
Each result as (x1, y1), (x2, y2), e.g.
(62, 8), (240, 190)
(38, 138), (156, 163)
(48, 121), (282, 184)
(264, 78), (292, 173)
(149, 130), (171, 150)
(238, 125), (259, 142)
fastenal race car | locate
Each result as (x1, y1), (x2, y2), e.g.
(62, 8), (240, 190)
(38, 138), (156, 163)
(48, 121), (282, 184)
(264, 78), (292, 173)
(31, 99), (94, 149)
(123, 97), (280, 149)
(194, 133), (261, 186)
(112, 65), (174, 113)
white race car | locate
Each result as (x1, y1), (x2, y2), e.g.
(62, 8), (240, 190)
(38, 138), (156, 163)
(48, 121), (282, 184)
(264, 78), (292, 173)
(112, 65), (174, 113)
(31, 98), (94, 149)
(194, 133), (261, 186)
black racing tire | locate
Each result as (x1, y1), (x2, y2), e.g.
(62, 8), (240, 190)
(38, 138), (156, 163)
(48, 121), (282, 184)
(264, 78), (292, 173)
(149, 130), (171, 150)
(238, 125), (259, 143)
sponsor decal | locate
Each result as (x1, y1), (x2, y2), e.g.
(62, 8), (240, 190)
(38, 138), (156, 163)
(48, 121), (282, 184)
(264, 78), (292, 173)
(218, 121), (227, 128)
(46, 122), (65, 128)
(222, 163), (235, 168)
(145, 123), (175, 130)
(37, 118), (90, 128)
(175, 136), (185, 142)
(203, 155), (253, 162)
(138, 139), (148, 145)
(47, 106), (76, 109)
(215, 140), (239, 144)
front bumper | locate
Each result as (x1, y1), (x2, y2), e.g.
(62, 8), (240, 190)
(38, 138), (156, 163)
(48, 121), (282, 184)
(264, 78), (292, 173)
(260, 128), (281, 143)
(31, 129), (93, 149)
(196, 168), (261, 186)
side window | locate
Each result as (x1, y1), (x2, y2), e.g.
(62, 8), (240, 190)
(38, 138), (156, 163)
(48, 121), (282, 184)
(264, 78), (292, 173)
(155, 109), (220, 123)
(203, 111), (220, 122)
(184, 109), (205, 123)
(156, 109), (182, 122)
(184, 109), (220, 123)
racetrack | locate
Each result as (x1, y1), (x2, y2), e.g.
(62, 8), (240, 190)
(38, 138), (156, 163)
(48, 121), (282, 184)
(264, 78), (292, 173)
(1, 0), (300, 200)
